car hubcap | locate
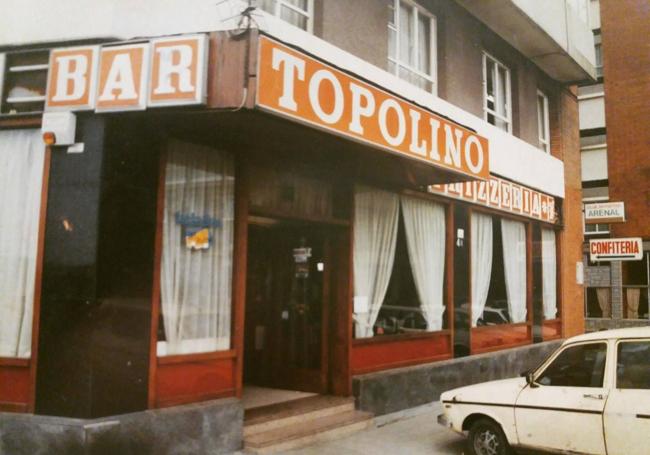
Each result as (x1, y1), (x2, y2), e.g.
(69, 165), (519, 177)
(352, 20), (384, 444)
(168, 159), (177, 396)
(474, 429), (500, 455)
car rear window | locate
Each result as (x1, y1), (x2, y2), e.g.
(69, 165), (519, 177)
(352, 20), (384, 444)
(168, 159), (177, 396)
(617, 341), (650, 390)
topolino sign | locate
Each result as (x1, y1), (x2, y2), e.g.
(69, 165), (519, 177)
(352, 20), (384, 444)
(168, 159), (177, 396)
(589, 237), (643, 261)
(256, 35), (490, 181)
(584, 202), (625, 224)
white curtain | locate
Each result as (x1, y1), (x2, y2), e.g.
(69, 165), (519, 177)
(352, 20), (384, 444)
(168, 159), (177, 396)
(401, 195), (445, 331)
(541, 228), (557, 319)
(471, 213), (493, 327)
(159, 140), (235, 356)
(353, 187), (399, 338)
(501, 218), (527, 323)
(0, 129), (45, 358)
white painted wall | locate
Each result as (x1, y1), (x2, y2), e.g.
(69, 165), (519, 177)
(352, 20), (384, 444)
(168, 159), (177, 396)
(581, 146), (608, 181)
(579, 94), (606, 130)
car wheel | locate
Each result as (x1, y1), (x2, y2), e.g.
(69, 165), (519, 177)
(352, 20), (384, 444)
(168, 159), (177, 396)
(466, 418), (513, 455)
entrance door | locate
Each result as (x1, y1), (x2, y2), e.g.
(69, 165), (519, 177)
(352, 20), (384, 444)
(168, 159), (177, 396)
(244, 221), (330, 394)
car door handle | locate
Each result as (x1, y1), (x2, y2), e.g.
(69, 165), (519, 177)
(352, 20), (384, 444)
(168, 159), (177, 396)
(583, 393), (605, 400)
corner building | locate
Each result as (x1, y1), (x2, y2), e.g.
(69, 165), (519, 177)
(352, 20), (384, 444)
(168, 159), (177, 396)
(0, 1), (595, 452)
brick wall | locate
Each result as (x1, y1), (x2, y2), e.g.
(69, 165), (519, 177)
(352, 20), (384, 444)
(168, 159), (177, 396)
(600, 0), (650, 239)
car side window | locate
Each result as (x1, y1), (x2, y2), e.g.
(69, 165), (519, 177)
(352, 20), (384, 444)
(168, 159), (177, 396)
(537, 342), (607, 388)
(617, 341), (650, 390)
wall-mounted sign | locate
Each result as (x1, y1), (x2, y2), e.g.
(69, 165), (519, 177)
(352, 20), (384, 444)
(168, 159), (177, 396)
(256, 35), (490, 181)
(45, 34), (208, 112)
(175, 212), (221, 251)
(584, 202), (625, 224)
(590, 237), (643, 262)
(429, 175), (557, 223)
(96, 43), (149, 112)
(46, 46), (99, 111)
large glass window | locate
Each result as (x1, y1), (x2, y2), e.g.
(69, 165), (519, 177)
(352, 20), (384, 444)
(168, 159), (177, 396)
(157, 140), (235, 356)
(0, 129), (46, 358)
(471, 213), (527, 327)
(483, 53), (512, 132)
(622, 253), (649, 320)
(258, 0), (313, 32)
(541, 228), (557, 320)
(617, 341), (650, 389)
(585, 287), (612, 318)
(387, 0), (437, 93)
(537, 342), (607, 388)
(353, 187), (446, 338)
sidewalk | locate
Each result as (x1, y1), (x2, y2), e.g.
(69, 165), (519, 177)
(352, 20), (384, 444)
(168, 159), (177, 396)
(258, 402), (466, 455)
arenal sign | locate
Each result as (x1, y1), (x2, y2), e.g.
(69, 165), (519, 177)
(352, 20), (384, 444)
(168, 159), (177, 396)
(590, 238), (643, 261)
(429, 175), (557, 223)
(45, 34), (208, 112)
(584, 202), (625, 224)
(256, 35), (490, 181)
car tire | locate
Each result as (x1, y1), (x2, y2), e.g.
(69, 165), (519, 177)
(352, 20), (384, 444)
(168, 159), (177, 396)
(466, 418), (513, 455)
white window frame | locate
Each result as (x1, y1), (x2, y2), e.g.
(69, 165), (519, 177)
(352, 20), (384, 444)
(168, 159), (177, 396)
(260, 0), (314, 33)
(537, 90), (551, 153)
(387, 0), (437, 94)
(482, 52), (512, 133)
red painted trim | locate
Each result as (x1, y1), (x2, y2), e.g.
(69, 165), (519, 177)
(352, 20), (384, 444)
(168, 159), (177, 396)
(351, 332), (452, 375)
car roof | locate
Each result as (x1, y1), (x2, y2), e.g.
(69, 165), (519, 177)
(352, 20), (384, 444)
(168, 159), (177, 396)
(565, 326), (650, 344)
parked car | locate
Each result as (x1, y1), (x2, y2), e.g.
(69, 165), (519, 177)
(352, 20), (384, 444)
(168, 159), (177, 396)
(438, 327), (650, 455)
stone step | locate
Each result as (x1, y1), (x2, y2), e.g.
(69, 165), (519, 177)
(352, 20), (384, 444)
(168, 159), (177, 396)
(244, 409), (374, 454)
(244, 395), (355, 437)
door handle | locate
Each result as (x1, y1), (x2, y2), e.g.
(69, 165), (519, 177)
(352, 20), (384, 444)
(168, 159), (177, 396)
(583, 393), (604, 400)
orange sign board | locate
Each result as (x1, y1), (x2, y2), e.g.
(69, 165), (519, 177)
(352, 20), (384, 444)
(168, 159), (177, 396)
(96, 44), (149, 112)
(148, 35), (208, 107)
(45, 34), (208, 112)
(46, 46), (99, 111)
(430, 175), (557, 223)
(256, 36), (489, 180)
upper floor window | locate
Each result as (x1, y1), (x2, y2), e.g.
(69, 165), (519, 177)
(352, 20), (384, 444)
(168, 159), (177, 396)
(537, 90), (550, 153)
(482, 52), (512, 132)
(387, 0), (437, 93)
(593, 31), (603, 78)
(258, 0), (313, 32)
(0, 50), (49, 115)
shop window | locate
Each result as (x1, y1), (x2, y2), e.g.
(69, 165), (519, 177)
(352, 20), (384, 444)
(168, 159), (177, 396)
(353, 187), (446, 338)
(258, 0), (313, 32)
(585, 287), (611, 318)
(387, 0), (437, 93)
(622, 253), (649, 320)
(0, 50), (49, 115)
(157, 140), (235, 356)
(471, 213), (527, 326)
(482, 52), (512, 132)
(537, 90), (550, 153)
(541, 228), (558, 320)
(0, 129), (46, 358)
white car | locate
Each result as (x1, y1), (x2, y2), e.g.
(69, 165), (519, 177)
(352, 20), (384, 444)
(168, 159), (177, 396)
(438, 327), (650, 455)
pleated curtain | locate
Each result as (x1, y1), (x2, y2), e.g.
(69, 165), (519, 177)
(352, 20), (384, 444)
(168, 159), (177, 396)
(159, 140), (235, 355)
(0, 129), (45, 358)
(471, 213), (493, 327)
(501, 218), (527, 323)
(401, 195), (446, 331)
(541, 228), (557, 320)
(353, 187), (399, 338)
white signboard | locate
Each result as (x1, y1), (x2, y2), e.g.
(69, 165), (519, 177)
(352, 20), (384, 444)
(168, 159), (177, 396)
(589, 237), (643, 262)
(585, 202), (625, 224)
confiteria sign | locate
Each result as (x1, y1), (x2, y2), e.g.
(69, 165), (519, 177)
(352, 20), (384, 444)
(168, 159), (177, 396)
(430, 175), (557, 223)
(256, 35), (490, 181)
(590, 238), (643, 261)
(45, 34), (208, 112)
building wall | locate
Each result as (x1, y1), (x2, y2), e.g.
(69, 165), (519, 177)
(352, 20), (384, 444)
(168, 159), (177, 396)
(553, 86), (586, 337)
(600, 0), (650, 239)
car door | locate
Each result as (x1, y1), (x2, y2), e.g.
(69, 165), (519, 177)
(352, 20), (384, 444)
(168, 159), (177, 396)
(604, 339), (650, 455)
(514, 341), (609, 454)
